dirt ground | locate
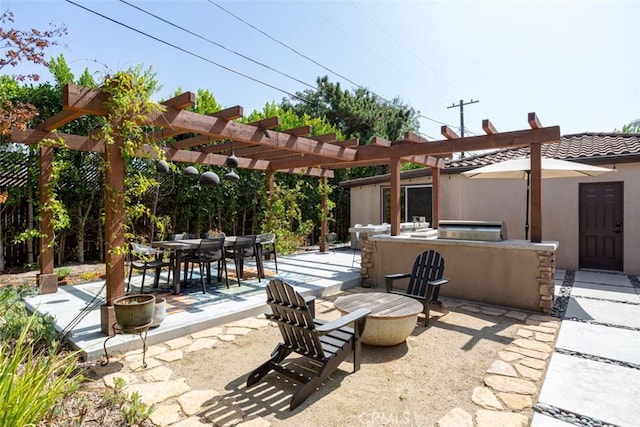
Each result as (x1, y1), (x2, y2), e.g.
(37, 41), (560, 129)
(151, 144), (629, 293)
(0, 262), (107, 287)
(167, 298), (524, 426)
(2, 265), (530, 426)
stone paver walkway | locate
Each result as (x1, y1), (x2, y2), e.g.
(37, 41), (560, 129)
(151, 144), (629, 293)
(532, 270), (640, 427)
(436, 299), (559, 427)
(91, 295), (561, 426)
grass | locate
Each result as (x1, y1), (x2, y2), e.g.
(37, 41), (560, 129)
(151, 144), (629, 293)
(0, 286), (156, 426)
(0, 312), (83, 426)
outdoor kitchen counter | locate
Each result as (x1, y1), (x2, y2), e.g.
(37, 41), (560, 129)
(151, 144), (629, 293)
(372, 233), (558, 251)
(366, 234), (559, 313)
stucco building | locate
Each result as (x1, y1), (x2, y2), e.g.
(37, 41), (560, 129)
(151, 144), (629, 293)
(342, 133), (640, 275)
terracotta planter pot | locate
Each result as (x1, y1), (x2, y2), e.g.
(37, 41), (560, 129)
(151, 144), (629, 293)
(113, 294), (155, 331)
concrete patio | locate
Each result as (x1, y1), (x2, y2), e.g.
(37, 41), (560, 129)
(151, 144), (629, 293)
(24, 249), (361, 361)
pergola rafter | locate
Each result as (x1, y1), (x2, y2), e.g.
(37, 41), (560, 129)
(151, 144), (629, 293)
(10, 82), (560, 337)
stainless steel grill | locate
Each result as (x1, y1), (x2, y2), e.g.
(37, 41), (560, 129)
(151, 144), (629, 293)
(437, 220), (507, 241)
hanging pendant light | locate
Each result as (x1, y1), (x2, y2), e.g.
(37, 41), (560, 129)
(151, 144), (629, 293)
(226, 151), (238, 169)
(199, 171), (220, 186)
(156, 160), (170, 174)
(223, 169), (240, 181)
(182, 165), (199, 178)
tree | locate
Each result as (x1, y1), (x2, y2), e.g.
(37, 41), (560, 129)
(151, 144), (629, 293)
(282, 76), (419, 146)
(281, 76), (421, 238)
(621, 119), (640, 133)
(0, 10), (67, 136)
(0, 11), (66, 270)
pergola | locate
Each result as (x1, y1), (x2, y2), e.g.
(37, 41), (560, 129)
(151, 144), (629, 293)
(11, 83), (560, 335)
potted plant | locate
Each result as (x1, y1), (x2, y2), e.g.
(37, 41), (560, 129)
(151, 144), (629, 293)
(113, 294), (155, 331)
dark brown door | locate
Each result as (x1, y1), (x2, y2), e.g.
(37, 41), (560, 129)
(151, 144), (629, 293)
(579, 182), (623, 271)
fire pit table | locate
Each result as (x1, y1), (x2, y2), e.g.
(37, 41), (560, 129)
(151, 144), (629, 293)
(334, 292), (423, 346)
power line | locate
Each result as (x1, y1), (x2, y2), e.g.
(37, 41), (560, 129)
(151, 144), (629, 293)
(207, 0), (457, 132)
(348, 2), (474, 103)
(65, 0), (308, 103)
(119, 0), (316, 91)
(208, 0), (361, 92)
(303, 1), (445, 101)
(66, 0), (458, 140)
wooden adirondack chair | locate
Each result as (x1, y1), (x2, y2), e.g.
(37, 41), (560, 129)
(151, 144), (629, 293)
(384, 249), (449, 327)
(246, 279), (371, 410)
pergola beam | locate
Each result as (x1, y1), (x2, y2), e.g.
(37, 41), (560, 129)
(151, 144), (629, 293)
(63, 84), (358, 161)
(212, 105), (244, 121)
(482, 119), (497, 135)
(441, 125), (460, 140)
(313, 133), (339, 143)
(201, 125), (314, 156)
(282, 168), (334, 178)
(356, 126), (561, 160)
(269, 153), (444, 171)
(144, 93), (198, 141)
(11, 129), (335, 178)
(371, 136), (392, 147)
(38, 110), (84, 132)
(248, 116), (281, 130)
(402, 131), (428, 144)
(162, 92), (196, 110)
(250, 138), (359, 161)
(528, 112), (541, 129)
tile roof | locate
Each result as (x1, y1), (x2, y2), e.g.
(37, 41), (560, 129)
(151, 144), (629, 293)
(447, 132), (640, 170)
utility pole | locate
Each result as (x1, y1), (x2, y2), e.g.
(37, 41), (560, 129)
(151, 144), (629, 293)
(448, 99), (479, 157)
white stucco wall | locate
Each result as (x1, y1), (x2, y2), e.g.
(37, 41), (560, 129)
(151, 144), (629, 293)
(348, 162), (640, 275)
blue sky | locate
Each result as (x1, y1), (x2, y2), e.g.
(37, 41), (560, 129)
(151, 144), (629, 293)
(4, 0), (639, 139)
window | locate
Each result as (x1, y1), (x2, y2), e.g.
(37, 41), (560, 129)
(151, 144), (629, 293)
(381, 185), (432, 224)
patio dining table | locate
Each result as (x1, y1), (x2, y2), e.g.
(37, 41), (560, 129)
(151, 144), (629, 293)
(152, 236), (264, 294)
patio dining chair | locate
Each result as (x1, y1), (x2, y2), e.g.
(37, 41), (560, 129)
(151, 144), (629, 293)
(225, 235), (260, 285)
(183, 237), (228, 292)
(384, 249), (449, 327)
(127, 242), (171, 293)
(246, 279), (370, 410)
(257, 232), (278, 273)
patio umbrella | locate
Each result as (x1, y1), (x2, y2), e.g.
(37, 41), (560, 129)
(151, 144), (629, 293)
(462, 157), (614, 239)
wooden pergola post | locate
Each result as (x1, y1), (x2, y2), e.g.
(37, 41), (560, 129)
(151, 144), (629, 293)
(319, 176), (329, 252)
(38, 145), (57, 294)
(431, 166), (440, 229)
(390, 157), (401, 236)
(530, 143), (542, 242)
(100, 139), (126, 336)
(265, 169), (275, 228)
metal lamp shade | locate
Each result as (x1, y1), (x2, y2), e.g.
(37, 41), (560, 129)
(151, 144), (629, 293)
(182, 166), (199, 178)
(223, 169), (240, 181)
(199, 171), (220, 186)
(226, 152), (239, 169)
(156, 160), (170, 174)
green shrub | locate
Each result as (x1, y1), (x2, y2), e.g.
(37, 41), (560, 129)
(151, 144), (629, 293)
(56, 266), (72, 280)
(103, 377), (156, 425)
(0, 313), (83, 426)
(122, 391), (156, 425)
(0, 287), (57, 352)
